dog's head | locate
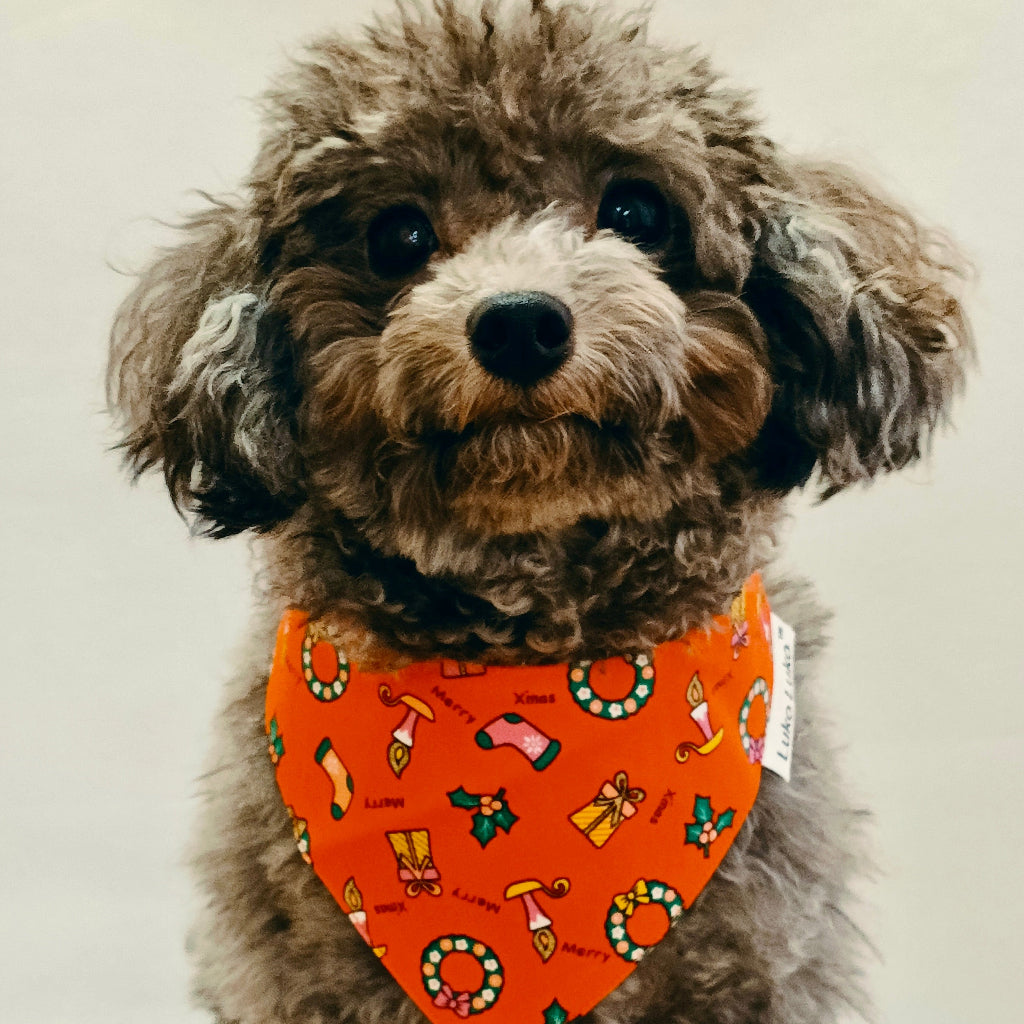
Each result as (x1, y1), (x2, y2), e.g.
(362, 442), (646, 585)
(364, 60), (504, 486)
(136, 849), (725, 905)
(108, 1), (969, 656)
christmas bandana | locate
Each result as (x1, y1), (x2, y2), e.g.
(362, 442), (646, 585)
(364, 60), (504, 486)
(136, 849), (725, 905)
(265, 575), (775, 1024)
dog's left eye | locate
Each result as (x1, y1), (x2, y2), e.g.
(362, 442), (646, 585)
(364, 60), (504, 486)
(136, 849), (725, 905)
(367, 205), (439, 278)
(597, 180), (670, 252)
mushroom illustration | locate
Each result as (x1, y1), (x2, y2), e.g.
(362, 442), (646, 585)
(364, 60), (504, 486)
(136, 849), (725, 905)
(675, 673), (724, 763)
(503, 877), (571, 961)
(379, 685), (435, 778)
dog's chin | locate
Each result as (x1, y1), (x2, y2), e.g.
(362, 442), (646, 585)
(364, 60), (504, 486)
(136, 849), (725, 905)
(448, 476), (676, 535)
(435, 415), (683, 536)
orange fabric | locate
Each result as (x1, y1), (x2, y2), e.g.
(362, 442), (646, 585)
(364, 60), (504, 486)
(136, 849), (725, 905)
(265, 575), (774, 1024)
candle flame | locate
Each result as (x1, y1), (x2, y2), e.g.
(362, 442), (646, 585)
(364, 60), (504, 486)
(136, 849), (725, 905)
(686, 672), (704, 708)
(343, 877), (363, 913)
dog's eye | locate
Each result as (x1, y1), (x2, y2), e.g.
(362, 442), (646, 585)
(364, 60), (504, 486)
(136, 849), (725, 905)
(366, 205), (439, 278)
(597, 180), (670, 251)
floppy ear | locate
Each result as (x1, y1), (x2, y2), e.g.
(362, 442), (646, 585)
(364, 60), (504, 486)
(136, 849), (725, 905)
(742, 162), (972, 494)
(107, 200), (304, 536)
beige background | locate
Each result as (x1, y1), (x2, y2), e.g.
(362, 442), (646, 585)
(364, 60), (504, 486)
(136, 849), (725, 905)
(2, 1), (1021, 1022)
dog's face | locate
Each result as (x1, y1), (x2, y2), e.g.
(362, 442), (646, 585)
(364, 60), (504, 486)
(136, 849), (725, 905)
(109, 2), (969, 656)
(273, 41), (778, 561)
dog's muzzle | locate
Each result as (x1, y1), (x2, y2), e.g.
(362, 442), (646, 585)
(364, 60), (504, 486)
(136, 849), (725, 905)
(466, 291), (573, 387)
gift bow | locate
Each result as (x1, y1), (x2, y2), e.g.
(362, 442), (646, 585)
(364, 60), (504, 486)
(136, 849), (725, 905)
(398, 857), (442, 897)
(731, 621), (750, 658)
(612, 880), (651, 918)
(433, 983), (471, 1017)
(591, 771), (646, 830)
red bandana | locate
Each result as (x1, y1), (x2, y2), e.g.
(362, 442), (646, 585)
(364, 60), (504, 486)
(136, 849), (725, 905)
(265, 575), (775, 1024)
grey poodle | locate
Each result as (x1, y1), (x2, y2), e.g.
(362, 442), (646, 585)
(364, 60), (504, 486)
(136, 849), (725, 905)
(107, 2), (970, 1022)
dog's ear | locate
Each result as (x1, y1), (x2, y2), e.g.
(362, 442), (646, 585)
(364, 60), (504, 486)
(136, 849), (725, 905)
(108, 201), (304, 536)
(742, 162), (972, 494)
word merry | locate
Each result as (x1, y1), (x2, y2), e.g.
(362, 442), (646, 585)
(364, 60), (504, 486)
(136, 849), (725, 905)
(372, 901), (407, 915)
(649, 788), (677, 825)
(451, 887), (501, 915)
(363, 796), (405, 810)
(513, 692), (556, 705)
(561, 942), (612, 964)
(430, 684), (477, 725)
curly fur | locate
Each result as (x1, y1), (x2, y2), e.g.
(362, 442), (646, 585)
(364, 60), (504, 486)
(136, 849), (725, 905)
(107, 2), (971, 1022)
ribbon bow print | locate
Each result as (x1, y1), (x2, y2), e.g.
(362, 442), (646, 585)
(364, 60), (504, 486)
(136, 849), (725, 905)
(434, 984), (473, 1018)
(731, 621), (750, 658)
(397, 859), (443, 897)
(594, 772), (646, 828)
(612, 881), (652, 918)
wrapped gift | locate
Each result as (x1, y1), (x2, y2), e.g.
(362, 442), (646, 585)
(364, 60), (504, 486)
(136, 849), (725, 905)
(386, 829), (442, 897)
(570, 771), (646, 848)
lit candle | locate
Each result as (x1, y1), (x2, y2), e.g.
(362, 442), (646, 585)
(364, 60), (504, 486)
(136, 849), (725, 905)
(676, 673), (724, 763)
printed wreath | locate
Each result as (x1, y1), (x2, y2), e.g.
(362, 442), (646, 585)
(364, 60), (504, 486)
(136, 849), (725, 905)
(738, 677), (769, 763)
(421, 935), (504, 1015)
(604, 879), (683, 962)
(301, 626), (349, 702)
(567, 654), (655, 720)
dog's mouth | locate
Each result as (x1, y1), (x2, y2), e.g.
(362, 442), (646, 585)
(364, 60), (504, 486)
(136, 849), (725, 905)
(438, 414), (646, 483)
(412, 412), (686, 534)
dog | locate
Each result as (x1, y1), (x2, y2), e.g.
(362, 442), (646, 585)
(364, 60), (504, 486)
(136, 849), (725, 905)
(107, 2), (970, 1022)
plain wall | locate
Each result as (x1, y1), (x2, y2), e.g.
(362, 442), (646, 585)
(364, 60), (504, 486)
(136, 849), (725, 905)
(2, 2), (1021, 1022)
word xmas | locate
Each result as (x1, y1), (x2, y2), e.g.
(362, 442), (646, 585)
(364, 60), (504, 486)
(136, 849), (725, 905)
(649, 788), (677, 825)
(373, 901), (407, 915)
(514, 692), (556, 705)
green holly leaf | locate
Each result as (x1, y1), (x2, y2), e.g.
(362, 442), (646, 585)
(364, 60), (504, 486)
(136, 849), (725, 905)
(715, 808), (735, 832)
(685, 822), (704, 845)
(451, 786), (518, 846)
(543, 1000), (570, 1024)
(492, 805), (520, 833)
(693, 795), (713, 824)
(447, 787), (480, 810)
(471, 812), (498, 847)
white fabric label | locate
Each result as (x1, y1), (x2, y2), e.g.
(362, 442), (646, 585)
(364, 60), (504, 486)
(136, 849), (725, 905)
(762, 613), (796, 781)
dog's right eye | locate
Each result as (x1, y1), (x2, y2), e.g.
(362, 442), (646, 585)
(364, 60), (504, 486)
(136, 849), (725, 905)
(597, 180), (670, 252)
(366, 205), (439, 279)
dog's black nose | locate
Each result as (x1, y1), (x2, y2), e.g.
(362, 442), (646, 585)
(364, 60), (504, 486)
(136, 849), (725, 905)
(467, 291), (573, 386)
